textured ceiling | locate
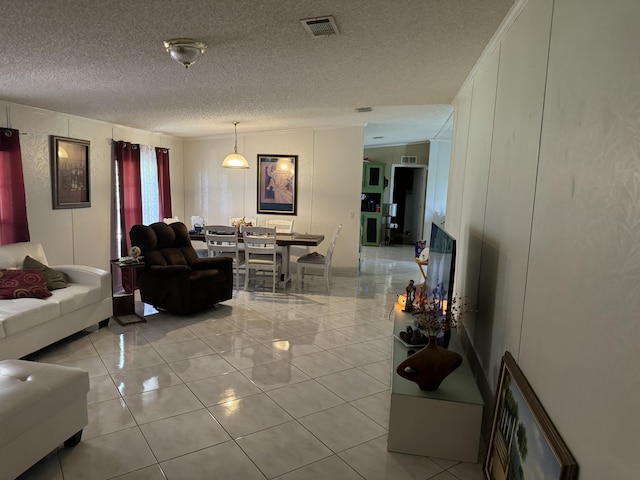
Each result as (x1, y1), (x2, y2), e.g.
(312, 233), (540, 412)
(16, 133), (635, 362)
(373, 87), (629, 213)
(0, 0), (513, 146)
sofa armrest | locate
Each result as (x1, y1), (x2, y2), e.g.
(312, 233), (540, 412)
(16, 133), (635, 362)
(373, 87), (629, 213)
(52, 265), (112, 300)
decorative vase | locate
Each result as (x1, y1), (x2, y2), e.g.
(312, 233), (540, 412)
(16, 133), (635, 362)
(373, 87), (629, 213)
(396, 336), (462, 391)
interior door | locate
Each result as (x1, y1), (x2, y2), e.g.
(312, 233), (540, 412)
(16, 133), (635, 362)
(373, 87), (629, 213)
(390, 164), (428, 244)
(412, 166), (427, 241)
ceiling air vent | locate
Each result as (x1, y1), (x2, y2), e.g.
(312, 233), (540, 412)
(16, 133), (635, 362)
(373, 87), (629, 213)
(401, 156), (418, 164)
(300, 16), (340, 37)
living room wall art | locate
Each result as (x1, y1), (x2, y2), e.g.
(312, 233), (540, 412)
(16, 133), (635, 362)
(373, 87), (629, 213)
(257, 154), (297, 215)
(50, 135), (91, 209)
(484, 351), (578, 480)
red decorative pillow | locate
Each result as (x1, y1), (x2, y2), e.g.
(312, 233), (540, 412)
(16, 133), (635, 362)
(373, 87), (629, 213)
(0, 269), (52, 299)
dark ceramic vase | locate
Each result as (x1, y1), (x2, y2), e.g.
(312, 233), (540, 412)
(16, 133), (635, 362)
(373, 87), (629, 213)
(396, 336), (462, 391)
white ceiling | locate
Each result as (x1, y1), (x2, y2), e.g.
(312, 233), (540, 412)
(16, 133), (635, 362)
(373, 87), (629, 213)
(0, 0), (513, 146)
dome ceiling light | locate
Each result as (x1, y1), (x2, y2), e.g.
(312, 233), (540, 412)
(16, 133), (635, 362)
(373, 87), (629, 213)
(163, 38), (207, 68)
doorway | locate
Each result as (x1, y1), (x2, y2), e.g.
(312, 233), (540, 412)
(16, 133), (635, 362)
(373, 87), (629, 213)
(389, 164), (427, 245)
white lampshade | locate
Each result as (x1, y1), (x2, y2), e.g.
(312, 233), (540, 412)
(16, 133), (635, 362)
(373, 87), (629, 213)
(222, 152), (249, 169)
(222, 122), (249, 169)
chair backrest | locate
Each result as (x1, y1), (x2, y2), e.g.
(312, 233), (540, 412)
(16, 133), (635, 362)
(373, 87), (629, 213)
(324, 224), (343, 264)
(130, 221), (198, 266)
(204, 225), (240, 257)
(265, 218), (294, 234)
(243, 226), (278, 258)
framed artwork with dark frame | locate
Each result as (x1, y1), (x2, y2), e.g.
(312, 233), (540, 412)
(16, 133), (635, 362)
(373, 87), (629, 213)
(484, 352), (578, 480)
(257, 154), (297, 215)
(50, 135), (91, 209)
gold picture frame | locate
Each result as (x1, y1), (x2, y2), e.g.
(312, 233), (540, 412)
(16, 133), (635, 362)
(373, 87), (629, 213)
(484, 352), (578, 479)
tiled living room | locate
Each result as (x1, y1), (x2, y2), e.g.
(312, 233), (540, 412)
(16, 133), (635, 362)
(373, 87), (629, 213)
(18, 245), (484, 480)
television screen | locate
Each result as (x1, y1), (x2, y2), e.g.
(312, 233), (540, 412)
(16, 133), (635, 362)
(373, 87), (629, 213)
(425, 222), (456, 321)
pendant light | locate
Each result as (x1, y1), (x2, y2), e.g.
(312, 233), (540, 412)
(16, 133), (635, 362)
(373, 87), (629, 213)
(222, 122), (249, 169)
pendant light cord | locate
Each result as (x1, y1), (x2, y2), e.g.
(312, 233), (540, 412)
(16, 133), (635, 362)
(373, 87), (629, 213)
(233, 122), (239, 153)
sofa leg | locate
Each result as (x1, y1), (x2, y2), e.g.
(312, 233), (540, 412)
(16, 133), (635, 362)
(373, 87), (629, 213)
(98, 319), (110, 328)
(64, 430), (83, 448)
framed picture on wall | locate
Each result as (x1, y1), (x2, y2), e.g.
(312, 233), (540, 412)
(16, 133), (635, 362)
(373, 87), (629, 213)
(257, 154), (298, 215)
(484, 352), (578, 480)
(50, 135), (91, 209)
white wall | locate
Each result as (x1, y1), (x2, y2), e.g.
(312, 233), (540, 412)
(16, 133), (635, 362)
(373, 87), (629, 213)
(1, 98), (361, 274)
(0, 101), (184, 271)
(425, 139), (451, 237)
(184, 126), (364, 274)
(448, 0), (640, 477)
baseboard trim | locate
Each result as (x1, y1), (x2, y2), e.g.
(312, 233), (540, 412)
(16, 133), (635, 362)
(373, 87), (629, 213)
(332, 267), (359, 277)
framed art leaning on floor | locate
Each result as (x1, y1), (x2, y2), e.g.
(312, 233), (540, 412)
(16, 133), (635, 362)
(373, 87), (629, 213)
(484, 352), (578, 480)
(257, 154), (297, 215)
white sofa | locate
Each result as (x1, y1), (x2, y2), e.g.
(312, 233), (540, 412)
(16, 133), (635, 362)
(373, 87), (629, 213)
(0, 242), (112, 361)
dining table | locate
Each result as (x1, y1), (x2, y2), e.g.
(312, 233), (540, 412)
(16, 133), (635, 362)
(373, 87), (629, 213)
(189, 231), (325, 287)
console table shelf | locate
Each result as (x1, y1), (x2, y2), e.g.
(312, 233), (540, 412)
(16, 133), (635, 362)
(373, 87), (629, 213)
(388, 305), (484, 462)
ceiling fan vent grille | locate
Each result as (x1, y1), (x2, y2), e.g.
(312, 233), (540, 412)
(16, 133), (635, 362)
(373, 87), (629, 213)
(400, 156), (418, 164)
(300, 16), (340, 37)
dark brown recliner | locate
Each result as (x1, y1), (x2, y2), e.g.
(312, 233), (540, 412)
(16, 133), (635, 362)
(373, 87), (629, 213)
(129, 221), (233, 315)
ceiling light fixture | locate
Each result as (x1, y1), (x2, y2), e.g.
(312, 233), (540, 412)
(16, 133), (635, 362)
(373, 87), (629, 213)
(221, 122), (249, 169)
(163, 38), (207, 68)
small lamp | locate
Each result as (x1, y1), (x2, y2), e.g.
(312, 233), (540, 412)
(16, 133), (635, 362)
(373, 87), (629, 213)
(222, 122), (249, 169)
(397, 294), (407, 308)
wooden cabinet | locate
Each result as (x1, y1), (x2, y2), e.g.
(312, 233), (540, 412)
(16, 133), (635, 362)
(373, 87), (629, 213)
(361, 162), (385, 246)
(362, 162), (385, 191)
(387, 306), (484, 462)
(361, 212), (382, 246)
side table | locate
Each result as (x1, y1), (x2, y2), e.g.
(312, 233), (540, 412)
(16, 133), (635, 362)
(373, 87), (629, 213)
(110, 260), (146, 325)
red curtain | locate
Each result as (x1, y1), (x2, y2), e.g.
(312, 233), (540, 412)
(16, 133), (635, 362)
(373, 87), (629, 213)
(115, 141), (142, 253)
(0, 128), (30, 245)
(115, 142), (142, 293)
(155, 147), (172, 219)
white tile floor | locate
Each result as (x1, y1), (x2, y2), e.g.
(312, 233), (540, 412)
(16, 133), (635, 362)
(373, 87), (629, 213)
(18, 245), (485, 480)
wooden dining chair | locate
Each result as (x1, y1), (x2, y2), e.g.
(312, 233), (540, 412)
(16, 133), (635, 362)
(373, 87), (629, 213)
(297, 224), (342, 291)
(204, 225), (245, 289)
(265, 218), (294, 260)
(243, 226), (282, 293)
(265, 218), (294, 234)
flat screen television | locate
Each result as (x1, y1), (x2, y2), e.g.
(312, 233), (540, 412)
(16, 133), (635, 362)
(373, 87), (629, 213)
(425, 222), (457, 346)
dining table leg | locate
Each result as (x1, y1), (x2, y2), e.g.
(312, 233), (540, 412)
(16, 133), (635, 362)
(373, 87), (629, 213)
(280, 245), (291, 287)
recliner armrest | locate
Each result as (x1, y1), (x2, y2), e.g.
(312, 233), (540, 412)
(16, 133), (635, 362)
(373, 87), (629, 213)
(146, 264), (191, 277)
(191, 256), (233, 271)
